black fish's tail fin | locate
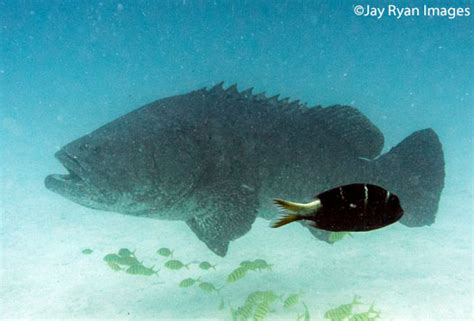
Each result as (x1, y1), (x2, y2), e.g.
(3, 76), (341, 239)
(270, 199), (306, 228)
(271, 213), (302, 228)
(373, 128), (445, 226)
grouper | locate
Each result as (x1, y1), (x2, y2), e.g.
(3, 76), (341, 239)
(44, 83), (445, 256)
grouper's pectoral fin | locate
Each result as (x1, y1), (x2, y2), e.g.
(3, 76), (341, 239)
(186, 182), (259, 257)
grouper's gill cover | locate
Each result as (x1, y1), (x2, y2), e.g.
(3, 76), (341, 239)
(45, 83), (445, 256)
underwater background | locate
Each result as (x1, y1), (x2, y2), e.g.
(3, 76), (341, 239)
(0, 0), (472, 320)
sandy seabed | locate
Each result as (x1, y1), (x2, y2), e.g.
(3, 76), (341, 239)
(0, 176), (472, 321)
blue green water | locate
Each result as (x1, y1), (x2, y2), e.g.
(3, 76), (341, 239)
(1, 1), (472, 320)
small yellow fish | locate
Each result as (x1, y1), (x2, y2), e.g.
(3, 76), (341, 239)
(283, 291), (303, 309)
(227, 266), (248, 283)
(164, 259), (189, 270)
(240, 259), (272, 272)
(240, 260), (254, 270)
(245, 291), (262, 306)
(253, 301), (270, 321)
(252, 259), (273, 271)
(246, 291), (279, 305)
(245, 291), (281, 306)
(103, 253), (140, 266)
(103, 254), (121, 263)
(259, 291), (280, 303)
(157, 247), (173, 257)
(348, 303), (380, 321)
(118, 248), (135, 257)
(107, 262), (122, 271)
(179, 277), (200, 288)
(198, 281), (220, 293)
(125, 264), (157, 276)
(198, 261), (216, 270)
(237, 303), (254, 320)
(324, 296), (361, 321)
(120, 256), (141, 266)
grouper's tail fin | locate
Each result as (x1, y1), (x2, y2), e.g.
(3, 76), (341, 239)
(373, 128), (445, 226)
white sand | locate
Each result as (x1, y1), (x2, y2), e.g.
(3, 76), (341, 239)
(0, 174), (472, 321)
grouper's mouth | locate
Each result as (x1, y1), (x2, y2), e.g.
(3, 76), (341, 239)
(44, 150), (88, 194)
(45, 150), (124, 211)
(44, 149), (118, 211)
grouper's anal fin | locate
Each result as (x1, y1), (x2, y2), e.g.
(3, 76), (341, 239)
(186, 182), (259, 257)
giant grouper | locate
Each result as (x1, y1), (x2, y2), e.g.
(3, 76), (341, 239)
(45, 83), (445, 256)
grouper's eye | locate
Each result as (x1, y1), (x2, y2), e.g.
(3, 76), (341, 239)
(80, 143), (101, 154)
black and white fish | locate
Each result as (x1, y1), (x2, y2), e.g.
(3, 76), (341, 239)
(272, 184), (403, 231)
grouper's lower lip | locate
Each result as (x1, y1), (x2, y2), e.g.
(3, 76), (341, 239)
(48, 172), (82, 183)
(44, 173), (111, 211)
(44, 173), (85, 193)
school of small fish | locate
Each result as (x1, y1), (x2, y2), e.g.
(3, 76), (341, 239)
(91, 246), (382, 320)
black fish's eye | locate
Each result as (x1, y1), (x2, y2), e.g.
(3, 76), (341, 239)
(389, 194), (401, 207)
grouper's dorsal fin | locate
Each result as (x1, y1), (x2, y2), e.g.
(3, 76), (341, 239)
(208, 83), (295, 107)
(308, 105), (385, 159)
(209, 81), (225, 94)
(240, 87), (253, 98)
(205, 83), (384, 159)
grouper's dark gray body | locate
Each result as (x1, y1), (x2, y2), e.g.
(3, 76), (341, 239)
(45, 83), (445, 256)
